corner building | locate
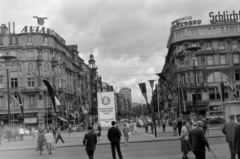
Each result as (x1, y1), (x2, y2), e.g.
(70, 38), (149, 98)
(162, 20), (240, 117)
(0, 24), (91, 126)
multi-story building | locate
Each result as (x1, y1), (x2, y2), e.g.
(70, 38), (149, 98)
(0, 23), (91, 126)
(160, 16), (240, 118)
(119, 87), (132, 111)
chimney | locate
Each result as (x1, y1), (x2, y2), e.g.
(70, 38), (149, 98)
(8, 22), (11, 34)
(13, 22), (15, 34)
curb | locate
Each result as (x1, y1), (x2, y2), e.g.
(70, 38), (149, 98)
(0, 135), (224, 151)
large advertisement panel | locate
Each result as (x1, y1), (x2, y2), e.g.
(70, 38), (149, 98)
(97, 92), (116, 127)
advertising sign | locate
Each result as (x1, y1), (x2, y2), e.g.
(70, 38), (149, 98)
(97, 92), (116, 127)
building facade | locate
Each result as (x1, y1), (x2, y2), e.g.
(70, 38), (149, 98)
(119, 87), (132, 111)
(160, 19), (240, 118)
(0, 24), (92, 126)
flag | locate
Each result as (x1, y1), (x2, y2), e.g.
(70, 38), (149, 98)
(55, 96), (61, 106)
(179, 81), (186, 112)
(157, 73), (173, 100)
(226, 79), (237, 101)
(139, 82), (152, 114)
(12, 91), (24, 119)
(43, 80), (57, 113)
(217, 83), (225, 102)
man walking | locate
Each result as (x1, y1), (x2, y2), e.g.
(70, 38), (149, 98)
(55, 126), (65, 144)
(189, 121), (211, 159)
(177, 118), (182, 136)
(83, 126), (98, 159)
(172, 119), (177, 136)
(222, 114), (237, 159)
(233, 117), (240, 159)
(107, 121), (123, 159)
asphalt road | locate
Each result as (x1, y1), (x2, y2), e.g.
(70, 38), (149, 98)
(0, 137), (225, 159)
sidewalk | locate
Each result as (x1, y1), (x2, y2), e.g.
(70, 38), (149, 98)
(0, 126), (224, 151)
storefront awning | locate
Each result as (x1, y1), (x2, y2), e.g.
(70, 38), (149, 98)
(70, 113), (77, 119)
(58, 117), (68, 122)
(24, 118), (37, 124)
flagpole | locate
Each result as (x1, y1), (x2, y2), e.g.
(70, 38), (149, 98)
(141, 79), (143, 117)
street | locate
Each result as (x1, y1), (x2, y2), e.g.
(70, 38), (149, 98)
(0, 137), (226, 159)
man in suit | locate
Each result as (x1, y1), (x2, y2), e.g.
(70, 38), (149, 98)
(83, 125), (98, 159)
(107, 121), (123, 159)
(222, 114), (237, 159)
(189, 121), (211, 159)
(233, 117), (240, 159)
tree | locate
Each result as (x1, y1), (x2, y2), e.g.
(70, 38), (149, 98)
(132, 104), (149, 117)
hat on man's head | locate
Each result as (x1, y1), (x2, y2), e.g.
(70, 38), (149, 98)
(88, 126), (93, 130)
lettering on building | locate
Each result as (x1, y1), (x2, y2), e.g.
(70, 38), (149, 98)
(209, 11), (240, 24)
(31, 71), (62, 77)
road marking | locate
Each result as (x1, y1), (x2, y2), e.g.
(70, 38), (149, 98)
(145, 133), (155, 138)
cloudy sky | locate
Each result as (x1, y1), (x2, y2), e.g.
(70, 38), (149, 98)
(1, 0), (239, 103)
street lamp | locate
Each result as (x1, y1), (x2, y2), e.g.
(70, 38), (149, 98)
(148, 80), (157, 138)
(0, 51), (16, 125)
(185, 46), (201, 120)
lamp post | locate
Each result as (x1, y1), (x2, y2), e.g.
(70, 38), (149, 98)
(0, 51), (16, 125)
(185, 46), (201, 120)
(148, 80), (157, 138)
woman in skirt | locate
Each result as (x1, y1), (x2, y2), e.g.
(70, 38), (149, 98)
(45, 129), (54, 155)
(180, 121), (191, 159)
(122, 124), (130, 146)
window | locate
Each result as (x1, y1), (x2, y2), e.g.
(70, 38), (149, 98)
(9, 37), (13, 45)
(188, 29), (197, 36)
(15, 37), (19, 45)
(233, 54), (240, 64)
(44, 51), (49, 60)
(207, 71), (228, 83)
(11, 78), (18, 88)
(28, 63), (33, 71)
(0, 78), (3, 88)
(235, 70), (240, 80)
(0, 96), (4, 107)
(206, 42), (212, 50)
(176, 31), (184, 39)
(219, 41), (225, 50)
(10, 62), (18, 72)
(43, 37), (48, 46)
(181, 74), (186, 84)
(220, 55), (227, 64)
(27, 36), (32, 45)
(192, 94), (202, 103)
(228, 26), (237, 33)
(44, 63), (50, 71)
(27, 78), (35, 87)
(196, 73), (200, 83)
(18, 51), (21, 58)
(0, 38), (3, 45)
(27, 51), (34, 60)
(224, 87), (229, 99)
(193, 58), (199, 66)
(207, 56), (213, 65)
(18, 63), (22, 72)
(208, 87), (221, 100)
(44, 95), (52, 107)
(179, 59), (184, 68)
(214, 55), (219, 65)
(28, 95), (35, 106)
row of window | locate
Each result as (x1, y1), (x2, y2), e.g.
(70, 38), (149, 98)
(0, 36), (48, 46)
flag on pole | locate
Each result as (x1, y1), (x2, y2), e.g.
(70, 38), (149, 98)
(43, 80), (57, 113)
(179, 81), (186, 112)
(12, 91), (24, 119)
(138, 82), (148, 103)
(54, 96), (61, 106)
(226, 79), (237, 101)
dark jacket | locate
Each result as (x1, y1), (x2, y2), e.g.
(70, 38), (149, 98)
(178, 120), (182, 129)
(222, 120), (237, 142)
(233, 124), (240, 153)
(82, 131), (98, 151)
(107, 126), (122, 142)
(189, 127), (210, 152)
(37, 133), (45, 142)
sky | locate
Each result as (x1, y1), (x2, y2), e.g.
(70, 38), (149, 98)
(1, 0), (240, 103)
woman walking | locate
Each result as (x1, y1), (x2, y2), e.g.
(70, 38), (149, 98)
(45, 129), (54, 155)
(122, 124), (130, 146)
(180, 121), (191, 159)
(56, 126), (65, 143)
(37, 129), (45, 155)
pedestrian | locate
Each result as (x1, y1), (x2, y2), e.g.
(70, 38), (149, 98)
(162, 119), (166, 132)
(150, 122), (154, 134)
(189, 121), (211, 159)
(180, 121), (191, 159)
(122, 123), (130, 146)
(0, 129), (2, 146)
(172, 119), (177, 136)
(68, 124), (71, 137)
(45, 129), (54, 155)
(185, 117), (192, 132)
(52, 125), (56, 141)
(19, 126), (24, 141)
(7, 128), (11, 142)
(233, 116), (240, 159)
(144, 121), (148, 133)
(222, 114), (237, 159)
(83, 125), (98, 159)
(97, 124), (102, 141)
(202, 117), (208, 135)
(178, 118), (183, 136)
(206, 118), (210, 134)
(133, 121), (137, 133)
(107, 121), (123, 159)
(55, 126), (65, 144)
(37, 129), (45, 155)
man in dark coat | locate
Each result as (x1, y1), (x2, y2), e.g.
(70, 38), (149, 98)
(233, 117), (240, 159)
(222, 114), (237, 159)
(177, 118), (182, 136)
(83, 126), (98, 159)
(107, 121), (123, 159)
(189, 121), (211, 159)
